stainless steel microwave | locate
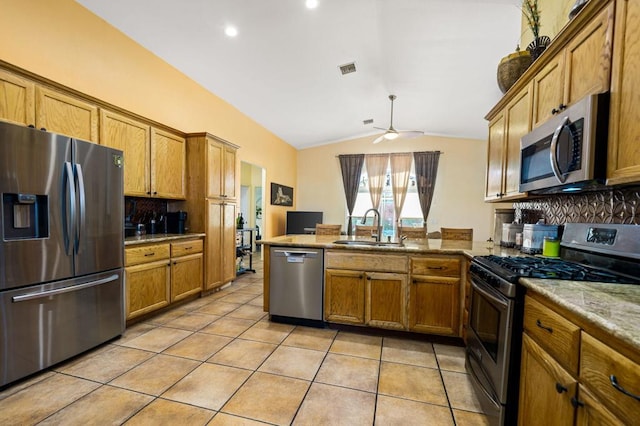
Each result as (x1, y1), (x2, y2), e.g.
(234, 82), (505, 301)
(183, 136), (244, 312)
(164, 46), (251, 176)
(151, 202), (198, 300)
(519, 93), (609, 194)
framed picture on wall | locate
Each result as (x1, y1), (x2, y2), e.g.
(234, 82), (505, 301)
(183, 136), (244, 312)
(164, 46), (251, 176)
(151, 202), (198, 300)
(270, 182), (293, 206)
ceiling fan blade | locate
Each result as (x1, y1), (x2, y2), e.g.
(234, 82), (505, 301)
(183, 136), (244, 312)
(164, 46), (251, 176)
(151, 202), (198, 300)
(373, 126), (388, 131)
(397, 130), (424, 139)
(372, 134), (386, 144)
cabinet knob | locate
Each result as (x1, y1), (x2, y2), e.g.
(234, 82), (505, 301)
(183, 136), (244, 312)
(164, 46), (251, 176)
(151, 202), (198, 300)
(153, 191), (158, 195)
(555, 383), (568, 394)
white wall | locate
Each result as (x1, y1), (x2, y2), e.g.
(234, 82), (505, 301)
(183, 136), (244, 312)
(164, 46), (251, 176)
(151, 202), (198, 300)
(296, 134), (497, 241)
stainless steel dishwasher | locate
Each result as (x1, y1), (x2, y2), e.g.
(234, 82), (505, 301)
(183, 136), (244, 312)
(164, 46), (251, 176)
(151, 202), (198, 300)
(269, 246), (324, 325)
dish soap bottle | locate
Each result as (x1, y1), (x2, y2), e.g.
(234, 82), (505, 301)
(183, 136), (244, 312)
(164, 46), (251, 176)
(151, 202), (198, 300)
(236, 213), (244, 229)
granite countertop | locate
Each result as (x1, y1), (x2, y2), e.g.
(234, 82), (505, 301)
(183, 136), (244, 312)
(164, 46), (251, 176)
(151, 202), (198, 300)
(520, 278), (640, 353)
(125, 233), (206, 246)
(257, 234), (523, 258)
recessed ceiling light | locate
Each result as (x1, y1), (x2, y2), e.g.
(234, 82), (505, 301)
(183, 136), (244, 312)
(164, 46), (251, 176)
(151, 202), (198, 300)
(305, 0), (319, 9)
(225, 26), (238, 37)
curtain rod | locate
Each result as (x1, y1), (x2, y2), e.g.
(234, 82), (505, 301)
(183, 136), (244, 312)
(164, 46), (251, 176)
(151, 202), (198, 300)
(335, 151), (444, 157)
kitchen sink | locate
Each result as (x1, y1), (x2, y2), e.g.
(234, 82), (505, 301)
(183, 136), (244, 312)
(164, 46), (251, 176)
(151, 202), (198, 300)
(332, 240), (404, 247)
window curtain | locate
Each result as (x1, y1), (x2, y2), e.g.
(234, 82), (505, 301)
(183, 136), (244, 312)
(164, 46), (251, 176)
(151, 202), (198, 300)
(390, 153), (413, 226)
(338, 154), (365, 236)
(365, 154), (389, 215)
(413, 151), (441, 226)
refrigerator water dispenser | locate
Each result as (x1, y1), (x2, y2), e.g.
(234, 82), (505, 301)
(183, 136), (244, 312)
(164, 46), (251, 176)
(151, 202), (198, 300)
(2, 193), (49, 240)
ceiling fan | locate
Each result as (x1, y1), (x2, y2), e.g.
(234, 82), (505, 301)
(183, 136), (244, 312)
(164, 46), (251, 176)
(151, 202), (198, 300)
(373, 94), (424, 144)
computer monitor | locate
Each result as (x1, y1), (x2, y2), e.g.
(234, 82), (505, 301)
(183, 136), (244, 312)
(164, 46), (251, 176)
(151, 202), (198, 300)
(286, 211), (323, 235)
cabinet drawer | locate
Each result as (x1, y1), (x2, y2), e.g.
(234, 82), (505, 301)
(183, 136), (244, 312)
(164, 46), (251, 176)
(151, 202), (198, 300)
(325, 251), (407, 273)
(523, 296), (580, 375)
(171, 239), (203, 257)
(125, 243), (170, 266)
(580, 332), (640, 425)
(411, 256), (460, 277)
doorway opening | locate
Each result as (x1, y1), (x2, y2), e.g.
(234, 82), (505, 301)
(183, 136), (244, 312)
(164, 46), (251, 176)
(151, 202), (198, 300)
(240, 161), (266, 251)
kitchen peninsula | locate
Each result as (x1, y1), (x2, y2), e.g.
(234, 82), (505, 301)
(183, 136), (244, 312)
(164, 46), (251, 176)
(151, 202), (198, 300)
(259, 234), (516, 338)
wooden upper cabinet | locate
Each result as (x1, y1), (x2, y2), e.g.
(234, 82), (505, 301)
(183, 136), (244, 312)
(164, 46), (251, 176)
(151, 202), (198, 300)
(485, 112), (505, 201)
(532, 3), (614, 129)
(206, 137), (237, 200)
(485, 84), (531, 202)
(35, 86), (98, 142)
(532, 54), (565, 128)
(0, 69), (35, 126)
(100, 110), (150, 197)
(151, 127), (186, 199)
(607, 0), (640, 185)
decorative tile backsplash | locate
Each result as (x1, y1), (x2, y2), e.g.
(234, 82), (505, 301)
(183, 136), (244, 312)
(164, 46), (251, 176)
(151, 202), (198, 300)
(513, 185), (640, 225)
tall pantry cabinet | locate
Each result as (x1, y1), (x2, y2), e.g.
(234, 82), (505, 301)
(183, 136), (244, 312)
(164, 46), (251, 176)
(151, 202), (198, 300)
(182, 133), (239, 291)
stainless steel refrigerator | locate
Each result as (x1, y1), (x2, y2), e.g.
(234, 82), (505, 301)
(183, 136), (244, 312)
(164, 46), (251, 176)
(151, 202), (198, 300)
(0, 121), (125, 387)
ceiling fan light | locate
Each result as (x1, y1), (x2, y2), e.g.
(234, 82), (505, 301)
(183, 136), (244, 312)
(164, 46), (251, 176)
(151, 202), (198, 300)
(384, 131), (399, 140)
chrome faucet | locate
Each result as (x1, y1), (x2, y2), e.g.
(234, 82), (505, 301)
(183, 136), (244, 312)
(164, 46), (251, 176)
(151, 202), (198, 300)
(361, 208), (382, 242)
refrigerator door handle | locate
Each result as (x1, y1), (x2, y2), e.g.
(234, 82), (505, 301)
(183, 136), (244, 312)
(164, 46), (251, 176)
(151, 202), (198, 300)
(75, 163), (86, 254)
(63, 162), (76, 256)
(11, 274), (120, 303)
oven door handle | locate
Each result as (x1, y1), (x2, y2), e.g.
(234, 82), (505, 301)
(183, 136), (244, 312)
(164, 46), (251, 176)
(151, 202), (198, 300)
(549, 116), (569, 184)
(471, 279), (509, 312)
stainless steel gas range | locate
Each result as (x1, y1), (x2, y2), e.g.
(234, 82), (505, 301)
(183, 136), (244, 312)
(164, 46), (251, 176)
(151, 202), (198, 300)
(466, 223), (640, 425)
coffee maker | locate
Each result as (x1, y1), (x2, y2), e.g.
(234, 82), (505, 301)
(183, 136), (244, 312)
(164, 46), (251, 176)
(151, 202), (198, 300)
(166, 211), (188, 234)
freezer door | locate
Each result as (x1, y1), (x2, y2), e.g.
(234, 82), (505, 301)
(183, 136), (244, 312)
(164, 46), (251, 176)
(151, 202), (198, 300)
(73, 139), (124, 276)
(0, 270), (124, 387)
(0, 122), (73, 290)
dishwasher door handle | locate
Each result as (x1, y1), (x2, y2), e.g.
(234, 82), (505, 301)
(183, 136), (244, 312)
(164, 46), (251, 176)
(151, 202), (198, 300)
(273, 249), (319, 257)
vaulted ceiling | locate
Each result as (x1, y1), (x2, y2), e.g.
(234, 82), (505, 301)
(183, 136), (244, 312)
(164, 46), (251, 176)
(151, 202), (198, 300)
(77, 0), (522, 148)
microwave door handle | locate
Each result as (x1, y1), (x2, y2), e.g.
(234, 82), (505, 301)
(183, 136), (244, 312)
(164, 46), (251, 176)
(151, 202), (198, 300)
(549, 116), (569, 184)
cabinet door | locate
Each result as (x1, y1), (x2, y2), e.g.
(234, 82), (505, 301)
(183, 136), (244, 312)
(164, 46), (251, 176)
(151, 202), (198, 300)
(563, 4), (614, 107)
(575, 385), (624, 426)
(35, 86), (98, 142)
(205, 201), (236, 290)
(206, 138), (224, 198)
(171, 253), (203, 302)
(223, 145), (237, 200)
(366, 272), (407, 330)
(222, 202), (237, 283)
(518, 333), (577, 426)
(125, 259), (170, 320)
(485, 112), (505, 201)
(532, 54), (565, 129)
(503, 84), (532, 199)
(0, 69), (35, 126)
(408, 275), (460, 336)
(100, 110), (150, 197)
(206, 200), (223, 290)
(151, 128), (186, 199)
(607, 0), (640, 185)
(325, 269), (365, 325)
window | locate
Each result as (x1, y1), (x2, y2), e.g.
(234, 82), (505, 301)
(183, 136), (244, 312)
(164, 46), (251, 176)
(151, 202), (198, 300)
(350, 163), (422, 237)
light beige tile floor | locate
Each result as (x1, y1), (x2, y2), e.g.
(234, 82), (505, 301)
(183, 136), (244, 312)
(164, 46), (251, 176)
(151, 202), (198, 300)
(0, 254), (489, 425)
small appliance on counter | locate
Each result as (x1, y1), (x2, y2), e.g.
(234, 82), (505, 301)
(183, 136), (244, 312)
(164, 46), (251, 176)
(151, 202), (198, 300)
(493, 208), (515, 245)
(167, 211), (188, 234)
(501, 222), (523, 247)
(521, 220), (560, 254)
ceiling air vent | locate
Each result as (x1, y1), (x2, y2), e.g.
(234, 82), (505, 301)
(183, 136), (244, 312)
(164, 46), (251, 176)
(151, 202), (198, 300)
(363, 119), (374, 125)
(338, 62), (356, 75)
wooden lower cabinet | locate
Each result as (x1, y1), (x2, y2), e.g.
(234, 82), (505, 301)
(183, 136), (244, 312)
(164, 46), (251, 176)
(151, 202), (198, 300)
(170, 239), (203, 302)
(126, 259), (171, 320)
(519, 292), (640, 425)
(408, 256), (461, 336)
(365, 272), (407, 330)
(125, 238), (203, 320)
(518, 333), (578, 426)
(324, 269), (365, 325)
